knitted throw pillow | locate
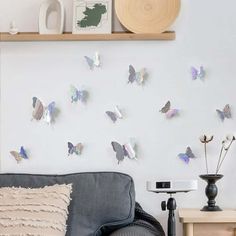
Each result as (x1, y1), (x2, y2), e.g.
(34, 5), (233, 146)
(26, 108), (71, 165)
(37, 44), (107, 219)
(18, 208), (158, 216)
(0, 184), (72, 236)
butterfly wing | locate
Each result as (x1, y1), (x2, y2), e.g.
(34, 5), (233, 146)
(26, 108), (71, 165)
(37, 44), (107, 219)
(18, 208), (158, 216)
(20, 146), (28, 159)
(106, 111), (117, 123)
(216, 109), (225, 122)
(32, 97), (37, 108)
(93, 52), (101, 67)
(186, 147), (196, 159)
(32, 97), (44, 120)
(78, 90), (88, 103)
(166, 109), (179, 118)
(178, 153), (190, 164)
(68, 142), (75, 156)
(198, 66), (205, 79)
(10, 151), (22, 163)
(114, 106), (123, 119)
(75, 143), (83, 155)
(111, 142), (125, 163)
(84, 56), (94, 70)
(223, 104), (231, 119)
(136, 68), (146, 85)
(124, 142), (136, 159)
(191, 67), (198, 80)
(44, 102), (56, 124)
(160, 101), (171, 113)
(128, 65), (136, 83)
(70, 85), (79, 103)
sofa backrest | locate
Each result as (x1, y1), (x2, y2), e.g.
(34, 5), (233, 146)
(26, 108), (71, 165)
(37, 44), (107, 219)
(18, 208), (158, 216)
(0, 172), (135, 236)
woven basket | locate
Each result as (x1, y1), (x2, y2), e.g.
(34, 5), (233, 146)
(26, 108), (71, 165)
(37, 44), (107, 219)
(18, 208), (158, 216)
(115, 0), (181, 33)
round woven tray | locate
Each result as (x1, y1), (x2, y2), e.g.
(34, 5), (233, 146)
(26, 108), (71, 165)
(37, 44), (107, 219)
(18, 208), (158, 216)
(115, 0), (181, 34)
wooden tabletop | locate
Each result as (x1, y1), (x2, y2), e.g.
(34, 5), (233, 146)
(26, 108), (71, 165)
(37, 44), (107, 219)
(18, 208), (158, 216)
(179, 209), (236, 223)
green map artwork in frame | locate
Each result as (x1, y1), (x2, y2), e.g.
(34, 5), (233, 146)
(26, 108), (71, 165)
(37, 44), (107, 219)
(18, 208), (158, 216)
(73, 0), (112, 34)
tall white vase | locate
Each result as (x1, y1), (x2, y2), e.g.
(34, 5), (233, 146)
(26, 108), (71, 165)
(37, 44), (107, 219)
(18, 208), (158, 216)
(39, 0), (64, 34)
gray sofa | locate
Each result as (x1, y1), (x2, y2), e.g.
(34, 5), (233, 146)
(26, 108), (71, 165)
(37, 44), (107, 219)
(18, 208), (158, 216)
(0, 172), (165, 236)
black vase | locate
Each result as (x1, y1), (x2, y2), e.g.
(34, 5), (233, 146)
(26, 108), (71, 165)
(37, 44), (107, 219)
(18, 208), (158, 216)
(199, 174), (223, 211)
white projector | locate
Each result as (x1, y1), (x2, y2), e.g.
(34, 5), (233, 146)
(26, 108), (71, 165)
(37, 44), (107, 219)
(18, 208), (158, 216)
(146, 180), (198, 193)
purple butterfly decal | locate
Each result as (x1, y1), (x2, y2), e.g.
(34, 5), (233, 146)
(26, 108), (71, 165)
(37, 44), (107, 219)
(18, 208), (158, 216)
(178, 147), (196, 164)
(160, 101), (179, 118)
(191, 66), (205, 80)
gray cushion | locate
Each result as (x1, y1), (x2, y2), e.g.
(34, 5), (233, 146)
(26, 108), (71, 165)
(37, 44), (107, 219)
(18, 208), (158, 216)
(0, 172), (135, 236)
(110, 226), (156, 236)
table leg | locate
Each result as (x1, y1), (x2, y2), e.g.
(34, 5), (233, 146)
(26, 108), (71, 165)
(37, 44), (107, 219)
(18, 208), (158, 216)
(184, 223), (193, 236)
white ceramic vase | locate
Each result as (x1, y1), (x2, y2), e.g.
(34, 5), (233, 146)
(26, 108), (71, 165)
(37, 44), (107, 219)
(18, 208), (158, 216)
(39, 0), (64, 34)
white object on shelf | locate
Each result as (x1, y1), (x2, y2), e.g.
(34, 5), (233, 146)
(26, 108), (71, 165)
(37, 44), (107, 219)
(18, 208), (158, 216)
(146, 180), (198, 193)
(9, 21), (18, 35)
(39, 0), (64, 34)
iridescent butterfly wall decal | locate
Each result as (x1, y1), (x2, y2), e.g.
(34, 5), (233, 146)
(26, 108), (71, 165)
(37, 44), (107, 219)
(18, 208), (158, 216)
(106, 106), (123, 123)
(216, 104), (232, 122)
(160, 101), (179, 119)
(68, 142), (83, 156)
(32, 97), (57, 125)
(191, 66), (205, 80)
(10, 146), (29, 164)
(84, 52), (101, 70)
(70, 85), (88, 103)
(111, 139), (137, 164)
(128, 65), (147, 85)
(178, 147), (196, 164)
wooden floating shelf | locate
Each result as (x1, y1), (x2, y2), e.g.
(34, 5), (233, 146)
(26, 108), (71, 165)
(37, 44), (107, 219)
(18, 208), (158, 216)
(0, 31), (175, 42)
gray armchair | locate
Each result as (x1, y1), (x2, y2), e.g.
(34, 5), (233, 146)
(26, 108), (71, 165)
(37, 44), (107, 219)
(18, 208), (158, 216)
(0, 172), (165, 236)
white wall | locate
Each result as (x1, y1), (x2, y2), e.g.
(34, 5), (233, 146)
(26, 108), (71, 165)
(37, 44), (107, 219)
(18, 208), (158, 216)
(1, 0), (236, 235)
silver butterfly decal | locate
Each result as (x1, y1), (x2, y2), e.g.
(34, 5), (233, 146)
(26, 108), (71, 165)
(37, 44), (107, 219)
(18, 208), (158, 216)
(106, 106), (123, 123)
(68, 142), (83, 156)
(216, 104), (232, 122)
(70, 85), (88, 103)
(84, 52), (101, 70)
(128, 65), (147, 85)
(111, 139), (136, 164)
(32, 97), (57, 125)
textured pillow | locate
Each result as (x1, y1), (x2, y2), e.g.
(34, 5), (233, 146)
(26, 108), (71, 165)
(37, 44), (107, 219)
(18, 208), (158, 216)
(0, 184), (72, 236)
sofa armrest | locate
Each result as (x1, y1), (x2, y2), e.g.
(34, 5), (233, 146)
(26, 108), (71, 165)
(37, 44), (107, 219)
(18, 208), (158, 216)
(109, 225), (159, 236)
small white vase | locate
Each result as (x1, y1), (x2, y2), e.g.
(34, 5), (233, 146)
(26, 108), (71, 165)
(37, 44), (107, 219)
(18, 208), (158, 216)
(39, 0), (64, 34)
(9, 21), (18, 35)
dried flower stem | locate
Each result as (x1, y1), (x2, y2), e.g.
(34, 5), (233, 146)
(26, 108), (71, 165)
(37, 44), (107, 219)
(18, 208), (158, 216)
(216, 139), (234, 174)
(215, 145), (224, 175)
(204, 143), (209, 174)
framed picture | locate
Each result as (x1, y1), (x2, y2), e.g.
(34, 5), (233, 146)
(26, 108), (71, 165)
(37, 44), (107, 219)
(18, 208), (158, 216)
(72, 0), (112, 34)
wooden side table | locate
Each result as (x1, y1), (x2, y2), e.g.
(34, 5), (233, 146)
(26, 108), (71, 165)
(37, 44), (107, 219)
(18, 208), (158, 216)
(179, 209), (236, 236)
